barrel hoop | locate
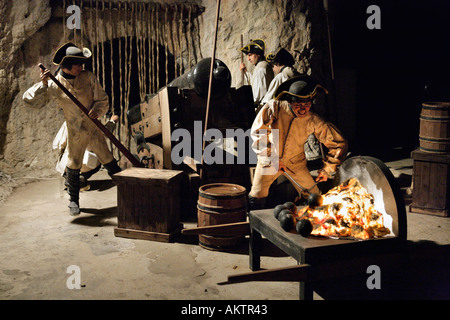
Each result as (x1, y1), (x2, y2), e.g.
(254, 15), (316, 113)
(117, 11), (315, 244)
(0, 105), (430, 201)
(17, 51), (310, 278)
(419, 136), (450, 142)
(420, 115), (450, 121)
(419, 146), (450, 153)
(422, 105), (450, 111)
(197, 204), (247, 214)
(198, 191), (246, 200)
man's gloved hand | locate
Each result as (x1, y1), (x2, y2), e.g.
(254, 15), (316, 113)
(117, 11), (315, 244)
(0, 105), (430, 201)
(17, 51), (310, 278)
(315, 169), (331, 182)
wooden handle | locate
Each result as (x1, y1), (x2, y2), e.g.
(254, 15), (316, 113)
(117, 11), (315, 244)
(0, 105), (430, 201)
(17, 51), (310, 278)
(182, 221), (250, 236)
(39, 64), (143, 168)
(240, 34), (244, 84)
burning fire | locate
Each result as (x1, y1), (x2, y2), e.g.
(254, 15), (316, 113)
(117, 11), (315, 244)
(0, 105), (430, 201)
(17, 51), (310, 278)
(296, 178), (391, 240)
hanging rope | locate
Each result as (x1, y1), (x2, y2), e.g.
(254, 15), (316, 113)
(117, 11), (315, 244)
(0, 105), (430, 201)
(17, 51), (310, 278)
(100, 0), (106, 91)
(188, 4), (192, 69)
(109, 0), (115, 116)
(156, 3), (160, 91)
(63, 0), (66, 41)
(164, 5), (169, 86)
(89, 0), (96, 76)
(95, 0), (100, 81)
(66, 0), (203, 162)
(118, 1), (123, 120)
(178, 4), (184, 76)
(146, 4), (153, 93)
(139, 2), (146, 100)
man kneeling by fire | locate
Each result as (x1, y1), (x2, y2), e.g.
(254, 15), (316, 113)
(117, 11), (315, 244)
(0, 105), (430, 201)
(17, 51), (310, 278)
(248, 75), (348, 210)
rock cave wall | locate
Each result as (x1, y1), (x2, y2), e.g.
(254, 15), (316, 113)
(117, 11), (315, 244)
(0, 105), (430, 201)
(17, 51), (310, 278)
(0, 0), (329, 201)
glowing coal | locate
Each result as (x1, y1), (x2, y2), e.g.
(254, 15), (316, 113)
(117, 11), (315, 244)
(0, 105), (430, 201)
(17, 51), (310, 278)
(296, 178), (392, 240)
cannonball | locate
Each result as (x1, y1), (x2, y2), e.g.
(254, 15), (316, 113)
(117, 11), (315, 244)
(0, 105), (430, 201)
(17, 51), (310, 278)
(279, 213), (294, 231)
(296, 219), (313, 237)
(283, 201), (297, 214)
(273, 204), (287, 219)
(277, 209), (293, 222)
(307, 193), (323, 209)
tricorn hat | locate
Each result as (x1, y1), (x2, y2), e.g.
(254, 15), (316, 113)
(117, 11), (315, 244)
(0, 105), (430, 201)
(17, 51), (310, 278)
(52, 42), (92, 66)
(274, 75), (328, 101)
(266, 48), (295, 67)
(239, 39), (265, 55)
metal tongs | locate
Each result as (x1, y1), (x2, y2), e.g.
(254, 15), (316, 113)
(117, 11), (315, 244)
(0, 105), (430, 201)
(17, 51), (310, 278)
(280, 149), (342, 198)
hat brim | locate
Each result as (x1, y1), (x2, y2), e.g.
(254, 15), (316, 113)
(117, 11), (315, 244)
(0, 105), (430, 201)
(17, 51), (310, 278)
(52, 42), (92, 65)
(266, 48), (295, 66)
(239, 39), (265, 55)
(274, 75), (328, 101)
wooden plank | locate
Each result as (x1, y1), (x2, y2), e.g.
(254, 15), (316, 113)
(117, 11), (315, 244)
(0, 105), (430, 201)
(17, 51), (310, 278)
(160, 87), (177, 169)
(221, 264), (313, 284)
(113, 168), (183, 183)
(130, 121), (144, 136)
(141, 94), (161, 118)
(223, 250), (405, 285)
(431, 162), (445, 209)
(138, 143), (163, 169)
(411, 150), (450, 215)
(142, 114), (162, 138)
(181, 221), (250, 236)
(409, 206), (449, 217)
(114, 225), (183, 243)
(248, 210), (401, 264)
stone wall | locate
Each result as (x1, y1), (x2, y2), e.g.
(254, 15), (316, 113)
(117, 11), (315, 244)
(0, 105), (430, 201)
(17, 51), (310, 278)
(0, 0), (328, 202)
(200, 0), (329, 87)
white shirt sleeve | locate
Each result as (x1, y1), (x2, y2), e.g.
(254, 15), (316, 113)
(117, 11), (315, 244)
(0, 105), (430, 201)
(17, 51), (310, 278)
(22, 81), (50, 109)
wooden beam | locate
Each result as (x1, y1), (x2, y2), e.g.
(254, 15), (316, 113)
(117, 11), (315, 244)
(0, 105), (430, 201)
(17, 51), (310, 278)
(182, 222), (250, 236)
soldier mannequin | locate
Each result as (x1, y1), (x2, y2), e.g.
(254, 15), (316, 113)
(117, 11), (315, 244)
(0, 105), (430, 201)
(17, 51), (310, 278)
(248, 75), (348, 210)
(239, 39), (274, 109)
(23, 42), (121, 215)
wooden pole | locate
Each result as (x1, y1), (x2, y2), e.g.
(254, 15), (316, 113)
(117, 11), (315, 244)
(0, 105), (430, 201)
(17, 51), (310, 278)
(200, 0), (221, 180)
(38, 64), (143, 168)
(240, 34), (244, 85)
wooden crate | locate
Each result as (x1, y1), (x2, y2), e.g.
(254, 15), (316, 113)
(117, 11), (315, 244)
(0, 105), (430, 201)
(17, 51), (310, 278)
(112, 168), (184, 242)
(410, 149), (450, 217)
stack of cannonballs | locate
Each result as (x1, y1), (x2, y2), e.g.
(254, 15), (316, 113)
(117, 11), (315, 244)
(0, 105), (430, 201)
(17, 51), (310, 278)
(273, 194), (323, 237)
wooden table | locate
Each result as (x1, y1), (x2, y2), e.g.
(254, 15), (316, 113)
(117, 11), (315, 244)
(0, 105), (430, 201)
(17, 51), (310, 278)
(248, 209), (403, 300)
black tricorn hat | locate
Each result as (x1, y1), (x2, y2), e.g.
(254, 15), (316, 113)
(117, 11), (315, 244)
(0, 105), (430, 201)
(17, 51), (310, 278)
(239, 39), (265, 55)
(52, 42), (92, 66)
(274, 75), (328, 101)
(266, 48), (295, 67)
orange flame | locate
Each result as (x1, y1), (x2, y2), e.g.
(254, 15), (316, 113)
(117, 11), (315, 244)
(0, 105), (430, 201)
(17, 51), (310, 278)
(296, 178), (390, 240)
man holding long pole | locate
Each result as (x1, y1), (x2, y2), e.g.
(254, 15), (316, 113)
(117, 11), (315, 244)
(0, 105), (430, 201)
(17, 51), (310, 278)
(23, 42), (122, 216)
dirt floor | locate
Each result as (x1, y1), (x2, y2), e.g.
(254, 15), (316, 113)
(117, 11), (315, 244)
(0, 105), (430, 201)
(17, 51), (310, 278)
(0, 158), (448, 301)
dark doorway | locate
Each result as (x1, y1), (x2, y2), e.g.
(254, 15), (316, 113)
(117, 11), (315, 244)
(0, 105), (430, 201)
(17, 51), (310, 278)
(85, 36), (176, 117)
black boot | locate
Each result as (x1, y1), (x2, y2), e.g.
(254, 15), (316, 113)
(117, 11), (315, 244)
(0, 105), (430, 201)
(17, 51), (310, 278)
(81, 164), (101, 181)
(248, 196), (267, 211)
(66, 167), (81, 216)
(104, 160), (122, 178)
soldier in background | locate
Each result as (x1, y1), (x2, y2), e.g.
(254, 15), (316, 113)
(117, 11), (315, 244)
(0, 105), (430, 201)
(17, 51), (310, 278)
(261, 48), (300, 106)
(239, 39), (274, 110)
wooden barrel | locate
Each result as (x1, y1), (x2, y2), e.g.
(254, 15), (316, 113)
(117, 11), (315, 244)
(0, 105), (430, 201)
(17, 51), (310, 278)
(419, 102), (450, 153)
(197, 183), (247, 251)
